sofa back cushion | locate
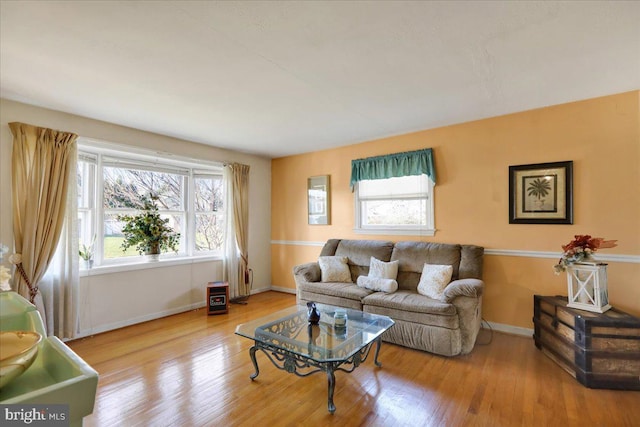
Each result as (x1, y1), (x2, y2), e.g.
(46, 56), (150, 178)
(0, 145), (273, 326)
(332, 239), (394, 281)
(459, 245), (484, 280)
(319, 239), (341, 257)
(391, 242), (462, 291)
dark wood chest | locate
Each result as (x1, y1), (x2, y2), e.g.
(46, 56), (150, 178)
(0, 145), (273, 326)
(533, 295), (640, 390)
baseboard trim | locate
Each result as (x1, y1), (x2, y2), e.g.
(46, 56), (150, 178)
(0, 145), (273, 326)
(74, 287), (274, 339)
(483, 321), (533, 337)
(270, 286), (297, 295)
(249, 287), (271, 296)
(76, 301), (207, 339)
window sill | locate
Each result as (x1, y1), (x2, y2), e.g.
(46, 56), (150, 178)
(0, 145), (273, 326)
(353, 228), (436, 236)
(79, 255), (222, 277)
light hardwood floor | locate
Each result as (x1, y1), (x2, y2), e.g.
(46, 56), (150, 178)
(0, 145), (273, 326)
(68, 291), (639, 427)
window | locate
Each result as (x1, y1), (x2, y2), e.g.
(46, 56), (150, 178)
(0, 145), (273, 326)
(77, 154), (96, 250)
(355, 174), (435, 235)
(194, 175), (225, 252)
(78, 140), (224, 268)
(102, 163), (187, 259)
(351, 148), (436, 236)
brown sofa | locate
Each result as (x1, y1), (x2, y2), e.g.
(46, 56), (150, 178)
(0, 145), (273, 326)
(293, 239), (484, 356)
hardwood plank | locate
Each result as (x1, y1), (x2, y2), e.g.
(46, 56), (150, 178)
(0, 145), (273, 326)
(68, 291), (640, 427)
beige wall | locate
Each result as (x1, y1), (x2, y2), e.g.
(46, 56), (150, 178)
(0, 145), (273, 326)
(271, 91), (640, 329)
(0, 99), (272, 335)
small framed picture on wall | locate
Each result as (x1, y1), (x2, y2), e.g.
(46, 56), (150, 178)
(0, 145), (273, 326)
(509, 161), (573, 224)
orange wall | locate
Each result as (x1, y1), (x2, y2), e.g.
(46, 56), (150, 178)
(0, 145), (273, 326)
(271, 91), (640, 329)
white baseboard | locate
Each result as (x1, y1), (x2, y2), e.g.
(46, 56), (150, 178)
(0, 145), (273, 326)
(76, 301), (207, 340)
(483, 320), (533, 337)
(270, 286), (297, 295)
(75, 287), (274, 339)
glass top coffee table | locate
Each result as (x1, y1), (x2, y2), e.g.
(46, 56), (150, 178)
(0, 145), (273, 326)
(235, 303), (395, 414)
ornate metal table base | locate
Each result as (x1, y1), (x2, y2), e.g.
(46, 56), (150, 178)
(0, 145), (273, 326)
(248, 337), (384, 414)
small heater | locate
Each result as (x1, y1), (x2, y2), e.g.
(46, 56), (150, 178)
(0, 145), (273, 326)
(207, 281), (229, 315)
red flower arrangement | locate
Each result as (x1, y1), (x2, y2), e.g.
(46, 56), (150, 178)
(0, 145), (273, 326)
(553, 235), (617, 274)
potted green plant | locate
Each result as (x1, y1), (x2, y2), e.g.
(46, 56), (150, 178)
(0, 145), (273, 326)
(118, 194), (180, 260)
(79, 235), (96, 269)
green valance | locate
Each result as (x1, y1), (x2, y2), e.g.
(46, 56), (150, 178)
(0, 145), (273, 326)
(350, 148), (436, 189)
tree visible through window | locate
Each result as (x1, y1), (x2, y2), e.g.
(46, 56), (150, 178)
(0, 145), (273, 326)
(194, 176), (224, 251)
(78, 142), (224, 267)
(102, 166), (186, 259)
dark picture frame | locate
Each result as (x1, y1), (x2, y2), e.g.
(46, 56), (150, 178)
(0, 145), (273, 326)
(509, 161), (573, 224)
(308, 175), (330, 225)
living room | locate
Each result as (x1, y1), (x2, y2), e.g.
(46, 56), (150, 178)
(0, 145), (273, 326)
(1, 1), (638, 426)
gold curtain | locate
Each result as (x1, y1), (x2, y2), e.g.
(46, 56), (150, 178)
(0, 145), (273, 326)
(228, 163), (250, 297)
(10, 122), (77, 310)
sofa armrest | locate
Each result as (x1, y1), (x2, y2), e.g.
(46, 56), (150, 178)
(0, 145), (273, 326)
(442, 278), (484, 303)
(293, 262), (321, 283)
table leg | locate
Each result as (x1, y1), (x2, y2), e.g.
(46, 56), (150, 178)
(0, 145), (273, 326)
(327, 368), (336, 414)
(249, 345), (260, 380)
(373, 337), (383, 367)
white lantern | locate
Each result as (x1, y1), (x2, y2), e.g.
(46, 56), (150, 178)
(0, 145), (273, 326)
(566, 262), (610, 313)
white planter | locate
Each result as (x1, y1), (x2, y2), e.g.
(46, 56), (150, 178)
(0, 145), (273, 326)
(146, 253), (160, 262)
(566, 262), (610, 313)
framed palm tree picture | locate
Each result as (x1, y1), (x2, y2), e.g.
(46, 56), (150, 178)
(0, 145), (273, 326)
(509, 161), (573, 224)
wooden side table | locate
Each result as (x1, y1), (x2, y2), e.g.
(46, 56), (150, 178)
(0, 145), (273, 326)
(207, 281), (229, 315)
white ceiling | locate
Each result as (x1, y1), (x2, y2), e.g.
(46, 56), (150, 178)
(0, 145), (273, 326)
(1, 1), (639, 158)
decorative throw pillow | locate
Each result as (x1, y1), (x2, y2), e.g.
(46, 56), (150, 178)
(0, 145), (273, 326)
(417, 263), (453, 300)
(318, 256), (352, 283)
(369, 257), (399, 280)
(357, 276), (398, 293)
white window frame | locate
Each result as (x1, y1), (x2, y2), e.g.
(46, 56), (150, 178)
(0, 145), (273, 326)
(78, 154), (97, 258)
(192, 172), (225, 254)
(353, 175), (435, 236)
(101, 163), (188, 262)
(78, 138), (224, 270)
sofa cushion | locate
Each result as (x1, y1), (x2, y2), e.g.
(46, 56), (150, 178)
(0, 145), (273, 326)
(298, 280), (372, 301)
(417, 264), (453, 300)
(333, 240), (395, 282)
(318, 256), (352, 283)
(356, 276), (398, 293)
(362, 291), (459, 329)
(319, 239), (341, 257)
(369, 257), (399, 280)
(292, 262), (321, 283)
(459, 245), (484, 280)
(298, 290), (364, 311)
(335, 240), (394, 267)
(391, 241), (462, 279)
